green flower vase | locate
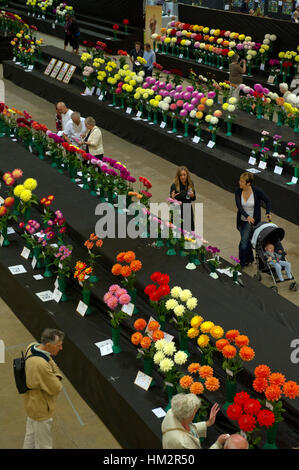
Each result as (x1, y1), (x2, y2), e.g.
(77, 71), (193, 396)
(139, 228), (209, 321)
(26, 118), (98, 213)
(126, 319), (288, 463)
(183, 122), (189, 137)
(143, 358), (155, 387)
(82, 288), (92, 315)
(33, 246), (43, 268)
(158, 316), (165, 332)
(172, 118), (177, 133)
(24, 207), (31, 223)
(58, 275), (68, 302)
(179, 332), (189, 356)
(89, 179), (97, 196)
(294, 117), (299, 133)
(1, 226), (10, 247)
(82, 174), (89, 190)
(277, 112), (283, 127)
(226, 120), (232, 136)
(128, 287), (138, 314)
(166, 239), (176, 256)
(165, 384), (175, 412)
(263, 423), (278, 449)
(68, 164), (77, 182)
(112, 326), (121, 354)
(223, 380), (237, 411)
(233, 271), (239, 282)
(43, 256), (54, 278)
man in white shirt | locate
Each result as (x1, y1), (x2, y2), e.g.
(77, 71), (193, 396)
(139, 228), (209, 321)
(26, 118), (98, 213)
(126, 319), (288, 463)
(63, 112), (86, 144)
(56, 102), (73, 132)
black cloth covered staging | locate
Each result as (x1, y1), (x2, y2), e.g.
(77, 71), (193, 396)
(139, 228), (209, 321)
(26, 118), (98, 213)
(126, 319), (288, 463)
(4, 58), (299, 226)
(0, 138), (299, 448)
(178, 4), (299, 52)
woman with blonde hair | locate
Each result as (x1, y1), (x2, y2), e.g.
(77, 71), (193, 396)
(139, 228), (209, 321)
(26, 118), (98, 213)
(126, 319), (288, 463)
(170, 166), (196, 231)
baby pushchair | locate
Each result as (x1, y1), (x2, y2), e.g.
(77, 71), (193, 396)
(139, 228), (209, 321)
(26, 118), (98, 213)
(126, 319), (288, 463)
(251, 221), (297, 293)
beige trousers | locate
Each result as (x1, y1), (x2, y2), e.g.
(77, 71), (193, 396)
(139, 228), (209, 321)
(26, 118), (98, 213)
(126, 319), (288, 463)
(23, 417), (53, 449)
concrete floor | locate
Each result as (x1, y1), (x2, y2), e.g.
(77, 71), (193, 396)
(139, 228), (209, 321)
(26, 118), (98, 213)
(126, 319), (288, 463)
(0, 32), (298, 449)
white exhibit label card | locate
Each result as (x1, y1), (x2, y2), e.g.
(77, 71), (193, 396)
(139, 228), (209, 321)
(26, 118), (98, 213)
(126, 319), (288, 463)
(134, 371), (152, 391)
(76, 300), (88, 317)
(8, 265), (27, 275)
(35, 290), (54, 302)
(152, 408), (166, 418)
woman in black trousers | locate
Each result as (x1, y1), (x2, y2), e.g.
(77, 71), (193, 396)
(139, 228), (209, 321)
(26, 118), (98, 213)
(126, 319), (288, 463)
(235, 172), (271, 267)
(170, 166), (196, 232)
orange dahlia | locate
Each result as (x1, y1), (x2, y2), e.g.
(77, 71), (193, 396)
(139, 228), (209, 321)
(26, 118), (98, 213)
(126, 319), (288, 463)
(90, 233), (98, 241)
(180, 375), (194, 389)
(216, 339), (229, 351)
(130, 260), (142, 272)
(253, 377), (268, 393)
(116, 252), (126, 262)
(283, 381), (299, 399)
(148, 320), (159, 331)
(131, 332), (143, 345)
(112, 263), (122, 275)
(254, 365), (271, 378)
(222, 344), (237, 359)
(96, 239), (103, 248)
(269, 373), (286, 387)
(140, 336), (152, 349)
(225, 329), (240, 341)
(121, 266), (132, 277)
(188, 363), (201, 374)
(152, 330), (164, 341)
(265, 385), (282, 402)
(190, 382), (204, 395)
(199, 365), (214, 379)
(84, 241), (94, 250)
(235, 335), (249, 348)
(239, 346), (255, 361)
(205, 377), (220, 392)
(134, 318), (147, 331)
(124, 251), (136, 263)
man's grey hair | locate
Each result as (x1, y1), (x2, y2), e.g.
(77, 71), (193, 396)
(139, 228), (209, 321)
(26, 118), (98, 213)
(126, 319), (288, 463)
(85, 116), (96, 126)
(171, 393), (201, 422)
(224, 434), (249, 449)
(41, 328), (65, 345)
(71, 111), (81, 120)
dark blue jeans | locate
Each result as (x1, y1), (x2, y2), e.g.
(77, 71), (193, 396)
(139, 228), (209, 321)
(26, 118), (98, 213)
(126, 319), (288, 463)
(238, 221), (254, 266)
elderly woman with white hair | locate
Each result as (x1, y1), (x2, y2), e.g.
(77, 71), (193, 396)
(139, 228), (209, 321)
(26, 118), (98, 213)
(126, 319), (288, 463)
(78, 116), (104, 159)
(162, 393), (229, 449)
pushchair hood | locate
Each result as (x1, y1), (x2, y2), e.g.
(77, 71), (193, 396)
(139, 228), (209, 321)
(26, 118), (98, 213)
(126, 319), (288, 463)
(251, 222), (285, 249)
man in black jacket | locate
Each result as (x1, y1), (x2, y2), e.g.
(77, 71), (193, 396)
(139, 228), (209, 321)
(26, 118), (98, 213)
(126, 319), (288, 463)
(69, 15), (80, 54)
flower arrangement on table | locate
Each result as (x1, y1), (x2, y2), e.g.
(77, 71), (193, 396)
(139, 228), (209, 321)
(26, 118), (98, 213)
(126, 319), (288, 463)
(165, 286), (198, 354)
(252, 364), (299, 448)
(13, 177), (38, 223)
(144, 272), (170, 330)
(10, 28), (43, 67)
(103, 284), (131, 353)
(0, 196), (17, 247)
(217, 329), (255, 409)
(206, 245), (221, 277)
(19, 219), (43, 266)
(229, 256), (241, 281)
(153, 338), (188, 410)
(226, 391), (276, 449)
(52, 244), (72, 301)
(222, 97), (236, 136)
(54, 3), (73, 25)
(73, 260), (95, 314)
(36, 0), (53, 18)
(187, 317), (224, 366)
(0, 11), (31, 34)
(122, 18), (129, 33)
(31, 121), (48, 159)
(179, 363), (220, 395)
(111, 251), (142, 313)
(84, 232), (103, 270)
(112, 23), (119, 38)
(278, 47), (299, 81)
(2, 168), (23, 215)
(131, 317), (164, 384)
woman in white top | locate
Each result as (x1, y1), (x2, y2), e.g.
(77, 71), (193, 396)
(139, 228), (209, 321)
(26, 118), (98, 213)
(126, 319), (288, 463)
(235, 172), (271, 267)
(79, 116), (104, 158)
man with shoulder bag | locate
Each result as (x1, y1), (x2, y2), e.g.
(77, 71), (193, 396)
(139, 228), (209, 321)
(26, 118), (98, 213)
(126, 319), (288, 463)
(15, 328), (64, 449)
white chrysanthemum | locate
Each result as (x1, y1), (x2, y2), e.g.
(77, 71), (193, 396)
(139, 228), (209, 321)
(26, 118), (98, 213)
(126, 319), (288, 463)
(136, 76), (143, 83)
(153, 351), (165, 365)
(228, 97), (237, 104)
(189, 110), (196, 119)
(270, 34), (277, 41)
(180, 289), (192, 302)
(171, 286), (182, 298)
(163, 341), (176, 356)
(138, 71), (145, 77)
(174, 304), (185, 317)
(160, 358), (174, 373)
(166, 298), (178, 310)
(164, 96), (171, 104)
(186, 297), (198, 310)
(174, 351), (188, 365)
(210, 117), (219, 125)
(227, 105), (235, 112)
(155, 339), (166, 351)
(264, 33), (270, 39)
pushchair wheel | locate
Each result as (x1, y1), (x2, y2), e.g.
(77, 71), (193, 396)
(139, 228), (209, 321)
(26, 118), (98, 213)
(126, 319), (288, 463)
(289, 282), (297, 291)
(270, 285), (278, 293)
(254, 273), (262, 282)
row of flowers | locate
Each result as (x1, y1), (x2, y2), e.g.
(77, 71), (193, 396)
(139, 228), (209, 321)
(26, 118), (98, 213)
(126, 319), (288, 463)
(0, 161), (298, 448)
(10, 26), (43, 67)
(0, 9), (38, 34)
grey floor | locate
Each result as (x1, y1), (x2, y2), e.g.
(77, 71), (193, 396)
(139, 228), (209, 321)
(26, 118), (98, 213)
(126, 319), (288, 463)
(0, 32), (298, 449)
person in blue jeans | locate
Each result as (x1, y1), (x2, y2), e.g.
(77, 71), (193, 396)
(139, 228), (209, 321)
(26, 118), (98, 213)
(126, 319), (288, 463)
(264, 243), (293, 282)
(235, 172), (271, 267)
